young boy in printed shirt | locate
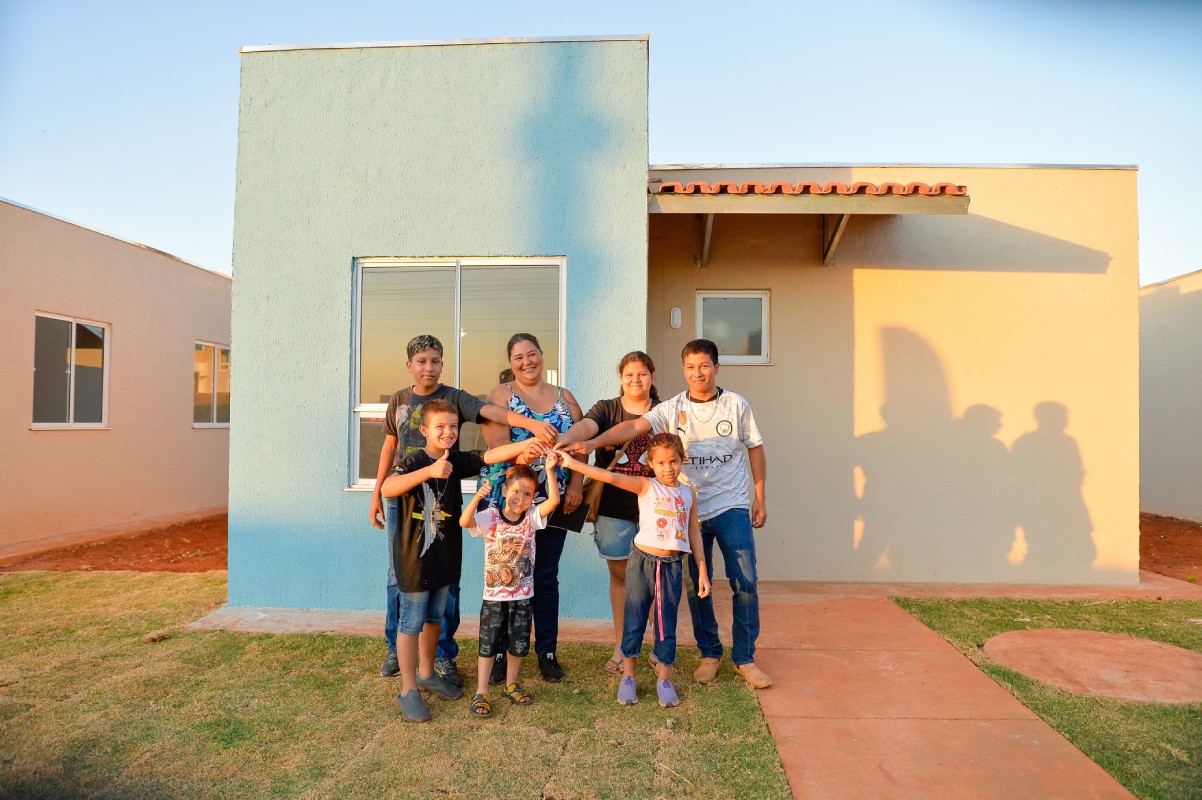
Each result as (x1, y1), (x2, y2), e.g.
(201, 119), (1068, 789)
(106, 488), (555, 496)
(370, 335), (556, 685)
(380, 399), (534, 722)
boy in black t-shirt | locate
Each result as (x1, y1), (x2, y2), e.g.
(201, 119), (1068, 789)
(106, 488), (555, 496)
(370, 335), (556, 685)
(381, 399), (531, 722)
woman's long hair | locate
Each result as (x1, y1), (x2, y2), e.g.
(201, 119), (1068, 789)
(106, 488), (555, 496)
(618, 350), (659, 404)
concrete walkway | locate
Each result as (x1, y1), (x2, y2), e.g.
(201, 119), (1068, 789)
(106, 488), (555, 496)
(193, 572), (1202, 799)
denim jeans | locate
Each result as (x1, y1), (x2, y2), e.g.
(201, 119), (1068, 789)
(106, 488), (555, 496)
(531, 525), (567, 656)
(593, 515), (638, 560)
(622, 547), (684, 666)
(684, 507), (760, 665)
(394, 583), (451, 637)
(384, 497), (460, 656)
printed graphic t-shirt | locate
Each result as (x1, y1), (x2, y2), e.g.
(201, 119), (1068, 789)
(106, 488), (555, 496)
(633, 478), (693, 553)
(643, 388), (763, 521)
(389, 449), (485, 592)
(381, 385), (487, 465)
(584, 397), (657, 522)
(468, 506), (546, 602)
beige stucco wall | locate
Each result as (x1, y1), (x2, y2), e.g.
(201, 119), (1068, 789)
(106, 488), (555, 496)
(648, 165), (1139, 584)
(1140, 269), (1202, 521)
(0, 200), (231, 551)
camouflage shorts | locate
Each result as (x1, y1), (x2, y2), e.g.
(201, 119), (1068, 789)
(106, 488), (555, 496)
(478, 598), (532, 658)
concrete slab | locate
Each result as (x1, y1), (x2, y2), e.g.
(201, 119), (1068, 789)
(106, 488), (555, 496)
(984, 628), (1202, 704)
(757, 597), (948, 651)
(768, 717), (1136, 800)
(754, 647), (1034, 721)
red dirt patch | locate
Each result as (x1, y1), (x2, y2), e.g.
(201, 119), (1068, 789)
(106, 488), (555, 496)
(4, 514), (227, 573)
(983, 628), (1202, 703)
(1140, 513), (1202, 583)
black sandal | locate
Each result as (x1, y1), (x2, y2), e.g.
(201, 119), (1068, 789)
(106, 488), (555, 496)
(470, 693), (492, 717)
(502, 681), (533, 705)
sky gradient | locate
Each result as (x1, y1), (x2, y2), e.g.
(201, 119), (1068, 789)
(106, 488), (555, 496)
(1, 0), (1198, 284)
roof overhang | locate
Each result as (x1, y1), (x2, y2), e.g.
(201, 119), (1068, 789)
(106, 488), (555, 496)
(648, 180), (970, 215)
(647, 177), (970, 266)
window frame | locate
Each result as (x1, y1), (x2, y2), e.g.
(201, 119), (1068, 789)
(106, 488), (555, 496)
(349, 257), (567, 490)
(31, 311), (111, 430)
(695, 290), (771, 365)
(193, 340), (231, 429)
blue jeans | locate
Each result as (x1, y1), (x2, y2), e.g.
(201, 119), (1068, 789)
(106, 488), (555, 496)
(384, 497), (460, 656)
(532, 525), (567, 656)
(684, 507), (760, 666)
(622, 547), (684, 666)
(394, 584), (450, 637)
(593, 515), (637, 560)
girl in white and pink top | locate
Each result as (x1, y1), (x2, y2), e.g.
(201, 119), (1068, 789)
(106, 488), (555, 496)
(558, 433), (710, 707)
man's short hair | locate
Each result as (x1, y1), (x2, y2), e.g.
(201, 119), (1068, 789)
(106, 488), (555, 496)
(681, 338), (719, 365)
(407, 335), (444, 360)
(420, 398), (457, 424)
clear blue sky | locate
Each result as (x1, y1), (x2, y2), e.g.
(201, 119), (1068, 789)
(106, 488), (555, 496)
(2, 0), (1199, 284)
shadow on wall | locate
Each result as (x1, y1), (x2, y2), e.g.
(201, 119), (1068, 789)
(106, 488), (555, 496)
(852, 327), (1096, 582)
(849, 214), (1112, 274)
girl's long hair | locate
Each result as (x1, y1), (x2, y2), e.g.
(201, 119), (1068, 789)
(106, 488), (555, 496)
(617, 350), (659, 404)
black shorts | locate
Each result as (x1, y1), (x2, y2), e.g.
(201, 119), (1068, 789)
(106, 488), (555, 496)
(478, 598), (532, 658)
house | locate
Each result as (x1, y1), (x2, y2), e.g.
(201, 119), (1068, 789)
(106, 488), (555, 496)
(0, 198), (232, 556)
(1140, 269), (1202, 522)
(228, 36), (1139, 619)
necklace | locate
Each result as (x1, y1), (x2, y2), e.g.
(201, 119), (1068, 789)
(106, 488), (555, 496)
(687, 391), (720, 425)
(621, 395), (652, 416)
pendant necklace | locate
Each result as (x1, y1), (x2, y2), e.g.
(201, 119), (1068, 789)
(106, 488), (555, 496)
(688, 392), (720, 425)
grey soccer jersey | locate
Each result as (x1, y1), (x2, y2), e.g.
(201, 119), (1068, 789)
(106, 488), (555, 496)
(643, 389), (763, 521)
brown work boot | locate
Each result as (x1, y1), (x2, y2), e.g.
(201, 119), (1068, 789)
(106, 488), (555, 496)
(734, 661), (773, 689)
(693, 657), (721, 684)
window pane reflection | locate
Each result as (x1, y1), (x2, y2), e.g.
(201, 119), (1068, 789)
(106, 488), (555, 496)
(33, 316), (71, 423)
(73, 323), (105, 423)
(361, 266), (455, 404)
(194, 344), (214, 423)
(359, 416), (386, 481)
(216, 348), (231, 423)
(702, 297), (763, 357)
(460, 265), (559, 398)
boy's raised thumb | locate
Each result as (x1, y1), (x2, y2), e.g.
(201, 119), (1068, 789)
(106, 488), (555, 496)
(438, 449), (450, 460)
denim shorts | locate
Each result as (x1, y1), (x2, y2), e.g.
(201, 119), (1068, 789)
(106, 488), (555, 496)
(593, 515), (637, 560)
(396, 584), (451, 637)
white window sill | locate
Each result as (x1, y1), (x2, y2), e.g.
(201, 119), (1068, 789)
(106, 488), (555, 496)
(192, 423), (231, 429)
(30, 425), (111, 431)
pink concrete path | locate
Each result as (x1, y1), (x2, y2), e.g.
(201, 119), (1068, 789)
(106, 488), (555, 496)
(192, 572), (1202, 799)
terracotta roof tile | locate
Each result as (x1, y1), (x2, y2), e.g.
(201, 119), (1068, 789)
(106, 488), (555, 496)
(651, 180), (968, 197)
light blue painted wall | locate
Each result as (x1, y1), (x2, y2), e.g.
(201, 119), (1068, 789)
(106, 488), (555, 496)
(229, 40), (648, 617)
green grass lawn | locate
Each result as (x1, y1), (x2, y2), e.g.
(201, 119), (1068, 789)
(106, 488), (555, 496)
(0, 571), (789, 799)
(895, 596), (1202, 800)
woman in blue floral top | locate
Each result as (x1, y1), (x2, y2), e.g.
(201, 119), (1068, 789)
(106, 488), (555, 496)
(481, 332), (584, 683)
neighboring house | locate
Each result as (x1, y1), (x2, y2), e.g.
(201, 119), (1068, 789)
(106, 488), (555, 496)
(0, 198), (232, 555)
(1140, 269), (1202, 522)
(228, 36), (1139, 619)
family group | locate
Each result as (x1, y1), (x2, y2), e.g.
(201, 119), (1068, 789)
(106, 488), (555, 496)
(368, 333), (769, 722)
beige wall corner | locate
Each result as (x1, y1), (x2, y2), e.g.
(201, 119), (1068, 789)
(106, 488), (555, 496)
(0, 200), (231, 549)
(1141, 269), (1202, 521)
(648, 165), (1139, 585)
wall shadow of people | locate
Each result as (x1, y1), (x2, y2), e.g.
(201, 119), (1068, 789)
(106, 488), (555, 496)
(854, 328), (1020, 581)
(854, 328), (960, 579)
(952, 404), (1017, 578)
(1010, 401), (1096, 580)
